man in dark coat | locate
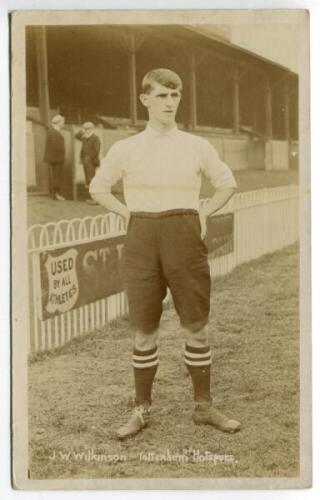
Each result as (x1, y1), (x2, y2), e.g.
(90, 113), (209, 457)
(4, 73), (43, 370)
(44, 114), (66, 201)
(75, 122), (101, 204)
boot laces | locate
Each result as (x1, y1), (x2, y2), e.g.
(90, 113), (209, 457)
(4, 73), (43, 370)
(135, 403), (151, 423)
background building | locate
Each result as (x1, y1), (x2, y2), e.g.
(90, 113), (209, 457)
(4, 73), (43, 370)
(26, 25), (299, 197)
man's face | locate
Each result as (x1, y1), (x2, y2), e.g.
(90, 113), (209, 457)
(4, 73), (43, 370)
(140, 82), (182, 125)
(56, 118), (65, 130)
(83, 128), (93, 138)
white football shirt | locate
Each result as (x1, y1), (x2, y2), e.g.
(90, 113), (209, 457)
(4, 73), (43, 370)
(90, 124), (237, 212)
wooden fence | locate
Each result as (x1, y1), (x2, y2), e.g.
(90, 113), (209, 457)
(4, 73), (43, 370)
(28, 185), (299, 353)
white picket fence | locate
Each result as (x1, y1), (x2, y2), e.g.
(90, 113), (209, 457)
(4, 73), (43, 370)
(28, 185), (299, 353)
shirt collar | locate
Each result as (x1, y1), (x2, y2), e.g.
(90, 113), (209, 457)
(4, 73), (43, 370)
(84, 130), (94, 138)
(145, 123), (179, 138)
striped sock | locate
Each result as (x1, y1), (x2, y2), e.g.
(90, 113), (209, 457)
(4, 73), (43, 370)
(184, 344), (212, 402)
(132, 346), (159, 405)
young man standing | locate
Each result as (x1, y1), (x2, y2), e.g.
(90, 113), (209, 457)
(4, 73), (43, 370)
(90, 68), (240, 439)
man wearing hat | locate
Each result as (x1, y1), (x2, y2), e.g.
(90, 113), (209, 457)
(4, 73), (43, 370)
(44, 114), (66, 201)
(75, 122), (101, 204)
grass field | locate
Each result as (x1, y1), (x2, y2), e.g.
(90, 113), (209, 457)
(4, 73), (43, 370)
(27, 169), (298, 226)
(28, 243), (299, 480)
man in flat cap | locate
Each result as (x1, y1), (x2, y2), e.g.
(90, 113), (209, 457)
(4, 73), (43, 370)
(75, 122), (101, 204)
(44, 114), (66, 201)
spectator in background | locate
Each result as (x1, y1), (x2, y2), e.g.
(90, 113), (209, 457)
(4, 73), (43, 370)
(44, 114), (66, 201)
(75, 122), (101, 204)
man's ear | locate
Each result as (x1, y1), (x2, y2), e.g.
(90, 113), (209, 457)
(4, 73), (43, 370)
(139, 93), (149, 108)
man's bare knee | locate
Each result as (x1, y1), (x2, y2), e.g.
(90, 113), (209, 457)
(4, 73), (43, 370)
(185, 325), (209, 348)
(134, 329), (159, 351)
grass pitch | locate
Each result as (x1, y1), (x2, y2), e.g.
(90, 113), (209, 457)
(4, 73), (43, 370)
(28, 244), (299, 479)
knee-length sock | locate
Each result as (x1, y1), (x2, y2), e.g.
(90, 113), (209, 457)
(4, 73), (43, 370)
(184, 344), (212, 402)
(132, 346), (159, 405)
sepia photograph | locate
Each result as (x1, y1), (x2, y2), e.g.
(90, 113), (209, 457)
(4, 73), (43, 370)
(11, 9), (311, 490)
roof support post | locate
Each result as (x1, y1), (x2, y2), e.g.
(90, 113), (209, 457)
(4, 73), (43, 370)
(264, 78), (273, 139)
(283, 82), (291, 141)
(35, 26), (50, 126)
(189, 49), (197, 129)
(128, 32), (138, 126)
(232, 66), (240, 135)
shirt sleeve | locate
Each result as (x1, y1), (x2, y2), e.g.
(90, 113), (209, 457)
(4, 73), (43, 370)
(89, 141), (124, 194)
(200, 140), (237, 190)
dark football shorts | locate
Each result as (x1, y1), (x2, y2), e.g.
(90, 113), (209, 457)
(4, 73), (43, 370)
(124, 209), (211, 334)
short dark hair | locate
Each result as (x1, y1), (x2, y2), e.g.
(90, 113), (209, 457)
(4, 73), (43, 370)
(142, 68), (183, 94)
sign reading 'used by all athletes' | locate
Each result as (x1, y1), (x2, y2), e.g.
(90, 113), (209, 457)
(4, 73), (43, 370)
(44, 248), (79, 314)
(39, 235), (126, 320)
(38, 214), (233, 319)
